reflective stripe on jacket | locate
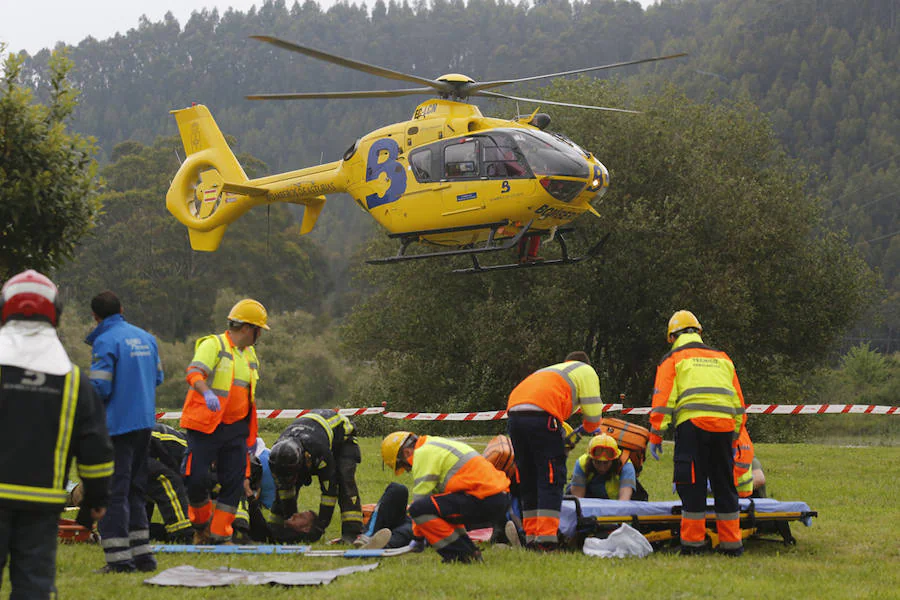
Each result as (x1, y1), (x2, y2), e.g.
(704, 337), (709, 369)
(0, 365), (114, 510)
(180, 332), (259, 446)
(410, 436), (509, 503)
(507, 361), (603, 432)
(649, 333), (746, 444)
(733, 425), (755, 497)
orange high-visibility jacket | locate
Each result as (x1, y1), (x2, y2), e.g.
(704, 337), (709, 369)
(180, 331), (259, 447)
(507, 361), (603, 433)
(733, 425), (755, 497)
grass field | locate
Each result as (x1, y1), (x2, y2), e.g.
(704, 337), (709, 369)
(44, 432), (900, 599)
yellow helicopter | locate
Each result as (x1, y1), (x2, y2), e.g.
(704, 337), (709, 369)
(166, 36), (685, 273)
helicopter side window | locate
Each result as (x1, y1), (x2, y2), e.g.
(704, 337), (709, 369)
(444, 141), (479, 179)
(482, 143), (527, 179)
(409, 148), (433, 183)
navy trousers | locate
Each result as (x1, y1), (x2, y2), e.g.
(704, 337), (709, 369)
(0, 508), (58, 599)
(183, 421), (248, 515)
(508, 411), (567, 545)
(98, 428), (154, 570)
(366, 482), (413, 548)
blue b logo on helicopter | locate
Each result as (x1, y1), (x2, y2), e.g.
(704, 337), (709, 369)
(365, 138), (408, 209)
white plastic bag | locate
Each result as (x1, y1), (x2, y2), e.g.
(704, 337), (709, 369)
(582, 523), (653, 558)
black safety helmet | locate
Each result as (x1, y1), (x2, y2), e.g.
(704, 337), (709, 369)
(269, 439), (303, 478)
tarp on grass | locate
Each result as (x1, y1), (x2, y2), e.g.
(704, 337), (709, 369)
(144, 563), (379, 587)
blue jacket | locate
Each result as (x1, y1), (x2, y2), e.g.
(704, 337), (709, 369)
(86, 314), (163, 436)
(258, 448), (275, 510)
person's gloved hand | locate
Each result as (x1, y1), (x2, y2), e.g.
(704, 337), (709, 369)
(202, 389), (220, 412)
(409, 538), (426, 553)
(649, 442), (663, 461)
(671, 482), (677, 495)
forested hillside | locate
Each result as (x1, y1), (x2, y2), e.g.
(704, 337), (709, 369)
(10, 0), (900, 350)
(16, 0), (896, 350)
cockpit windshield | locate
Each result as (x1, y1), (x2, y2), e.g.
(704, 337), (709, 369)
(498, 128), (590, 179)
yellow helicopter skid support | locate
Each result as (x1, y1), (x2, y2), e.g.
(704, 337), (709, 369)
(166, 104), (346, 251)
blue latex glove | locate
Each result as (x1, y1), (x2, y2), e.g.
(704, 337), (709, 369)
(672, 482), (677, 495)
(202, 389), (220, 412)
(649, 442), (663, 461)
(409, 538), (426, 553)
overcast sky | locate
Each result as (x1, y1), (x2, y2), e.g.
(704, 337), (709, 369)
(1, 1), (656, 56)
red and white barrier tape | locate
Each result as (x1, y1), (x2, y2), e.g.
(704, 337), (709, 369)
(155, 404), (897, 420)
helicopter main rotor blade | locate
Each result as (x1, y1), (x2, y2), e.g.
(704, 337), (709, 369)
(251, 35), (448, 92)
(476, 91), (641, 113)
(469, 53), (688, 93)
(247, 87), (438, 101)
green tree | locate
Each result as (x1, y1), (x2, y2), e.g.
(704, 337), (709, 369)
(0, 47), (100, 277)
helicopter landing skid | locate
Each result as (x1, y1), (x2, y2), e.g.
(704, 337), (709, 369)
(366, 220), (532, 265)
(452, 231), (610, 274)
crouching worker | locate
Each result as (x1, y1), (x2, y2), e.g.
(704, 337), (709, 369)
(381, 431), (510, 564)
(566, 434), (637, 501)
(268, 409), (363, 543)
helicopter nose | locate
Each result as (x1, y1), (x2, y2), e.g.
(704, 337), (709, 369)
(588, 162), (609, 201)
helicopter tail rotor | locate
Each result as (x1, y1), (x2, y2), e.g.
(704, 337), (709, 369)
(167, 104), (268, 251)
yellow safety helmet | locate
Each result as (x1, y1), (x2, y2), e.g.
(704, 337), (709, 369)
(381, 431), (414, 475)
(667, 310), (701, 343)
(228, 299), (270, 330)
(588, 433), (622, 462)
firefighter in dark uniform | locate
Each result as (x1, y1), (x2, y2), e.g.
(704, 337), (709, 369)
(146, 424), (192, 542)
(147, 423), (253, 542)
(268, 409), (363, 543)
(0, 270), (114, 596)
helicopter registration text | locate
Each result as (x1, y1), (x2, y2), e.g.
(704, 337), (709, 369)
(413, 103), (439, 120)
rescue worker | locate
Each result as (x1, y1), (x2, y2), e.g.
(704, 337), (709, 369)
(0, 270), (114, 596)
(566, 434), (636, 500)
(146, 424), (191, 542)
(648, 310), (747, 556)
(268, 409), (363, 543)
(87, 290), (164, 573)
(506, 351), (604, 550)
(180, 299), (267, 544)
(381, 431), (510, 563)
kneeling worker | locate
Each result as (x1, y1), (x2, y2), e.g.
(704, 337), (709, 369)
(268, 409), (363, 543)
(566, 434), (636, 501)
(381, 431), (510, 563)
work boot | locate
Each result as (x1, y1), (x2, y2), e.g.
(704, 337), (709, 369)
(360, 528), (391, 550)
(679, 545), (709, 556)
(718, 546), (744, 558)
(504, 521), (522, 549)
(192, 526), (210, 545)
(133, 557), (158, 573)
(94, 563), (136, 574)
(442, 549), (483, 564)
(526, 541), (558, 553)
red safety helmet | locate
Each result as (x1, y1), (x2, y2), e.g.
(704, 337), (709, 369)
(1, 270), (62, 326)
